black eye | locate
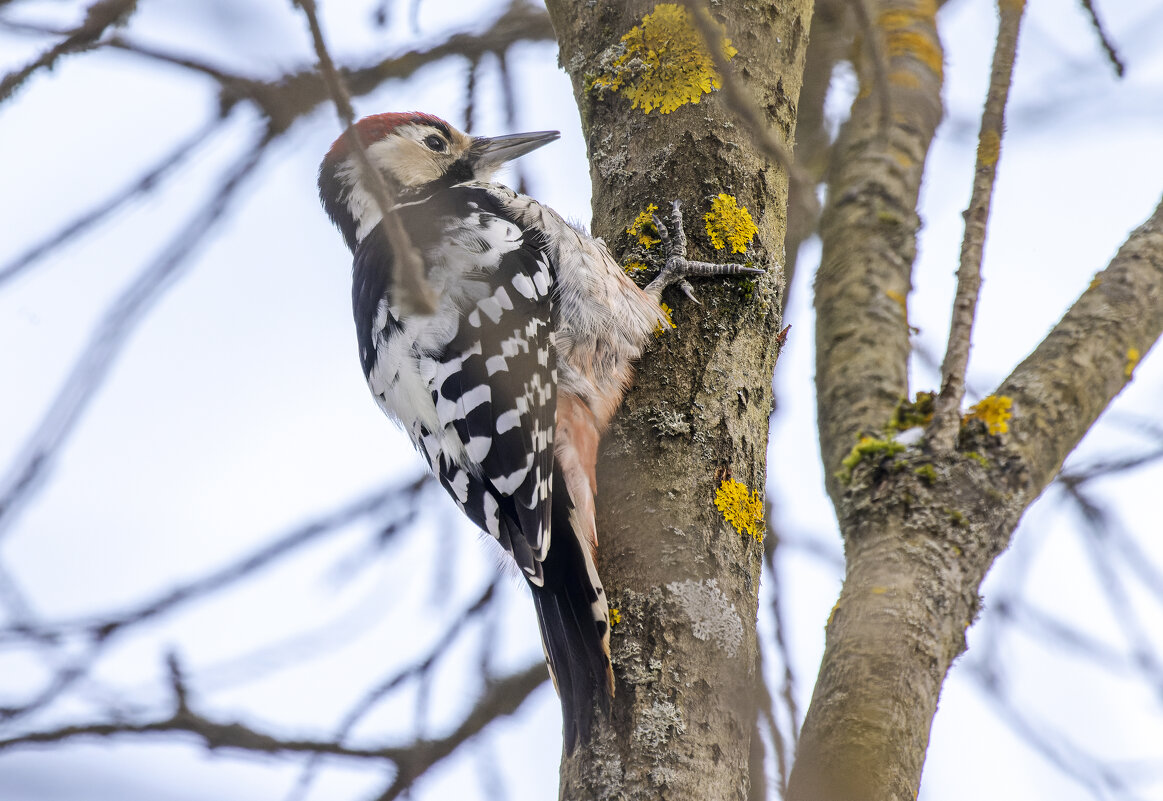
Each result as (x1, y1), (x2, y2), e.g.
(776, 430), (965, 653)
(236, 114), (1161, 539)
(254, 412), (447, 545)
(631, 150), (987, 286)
(424, 134), (446, 152)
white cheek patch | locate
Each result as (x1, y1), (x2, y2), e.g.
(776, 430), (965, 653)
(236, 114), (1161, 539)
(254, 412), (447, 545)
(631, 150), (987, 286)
(345, 130), (454, 240)
(367, 129), (444, 186)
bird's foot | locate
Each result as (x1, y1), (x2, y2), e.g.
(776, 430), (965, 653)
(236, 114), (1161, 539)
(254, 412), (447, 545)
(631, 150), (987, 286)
(644, 199), (763, 304)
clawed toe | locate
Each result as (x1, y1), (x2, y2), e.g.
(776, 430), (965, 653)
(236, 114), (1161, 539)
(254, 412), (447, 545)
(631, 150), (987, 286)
(644, 198), (764, 301)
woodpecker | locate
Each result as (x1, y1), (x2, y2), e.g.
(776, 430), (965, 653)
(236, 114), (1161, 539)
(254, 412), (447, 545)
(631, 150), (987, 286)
(318, 111), (759, 751)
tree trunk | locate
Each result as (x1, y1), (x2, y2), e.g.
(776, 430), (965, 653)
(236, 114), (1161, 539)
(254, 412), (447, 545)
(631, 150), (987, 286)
(544, 1), (812, 797)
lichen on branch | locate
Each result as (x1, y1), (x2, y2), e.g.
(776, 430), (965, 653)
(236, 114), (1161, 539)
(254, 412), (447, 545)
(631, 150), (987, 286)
(590, 3), (738, 115)
(966, 394), (1013, 435)
(628, 203), (661, 247)
(714, 478), (765, 541)
(704, 193), (758, 253)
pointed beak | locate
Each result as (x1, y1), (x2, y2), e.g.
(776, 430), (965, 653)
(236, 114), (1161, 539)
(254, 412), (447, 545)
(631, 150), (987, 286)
(472, 130), (560, 171)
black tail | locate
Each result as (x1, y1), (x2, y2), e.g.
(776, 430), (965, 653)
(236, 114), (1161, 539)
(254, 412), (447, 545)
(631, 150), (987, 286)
(528, 465), (614, 753)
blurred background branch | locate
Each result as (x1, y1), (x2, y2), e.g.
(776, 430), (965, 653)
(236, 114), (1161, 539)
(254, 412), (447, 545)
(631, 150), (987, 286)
(1, 0), (1162, 799)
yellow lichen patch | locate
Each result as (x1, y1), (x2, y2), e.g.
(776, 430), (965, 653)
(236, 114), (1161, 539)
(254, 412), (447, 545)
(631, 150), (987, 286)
(885, 288), (913, 330)
(889, 70), (922, 89)
(653, 302), (674, 336)
(1125, 347), (1141, 379)
(963, 451), (989, 469)
(878, 7), (943, 79)
(913, 464), (937, 484)
(1089, 274), (1103, 290)
(591, 3), (737, 115)
(837, 436), (907, 483)
(871, 586), (889, 595)
(609, 608), (622, 626)
(891, 391), (935, 429)
(967, 394), (1013, 435)
(624, 260), (649, 274)
(704, 193), (758, 253)
(878, 9), (919, 30)
(714, 478), (765, 542)
(886, 30), (943, 77)
(978, 129), (1001, 167)
(628, 203), (661, 248)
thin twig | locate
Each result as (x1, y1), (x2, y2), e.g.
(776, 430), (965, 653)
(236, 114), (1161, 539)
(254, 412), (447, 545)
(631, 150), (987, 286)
(0, 480), (426, 724)
(0, 662), (547, 769)
(0, 2), (555, 138)
(496, 49), (529, 195)
(0, 0), (137, 104)
(0, 557), (37, 624)
(284, 580), (499, 801)
(0, 18), (240, 83)
(994, 597), (1136, 675)
(1079, 0), (1126, 77)
(927, 0), (1026, 450)
(680, 1), (818, 223)
(0, 135), (270, 542)
(0, 639), (101, 722)
(166, 652), (190, 714)
(0, 114), (227, 288)
(1070, 488), (1163, 700)
(848, 0), (891, 141)
(761, 527), (798, 797)
(463, 56), (480, 133)
(965, 660), (1154, 801)
(0, 478), (427, 645)
(765, 537), (801, 750)
(294, 0), (436, 315)
(370, 663), (548, 800)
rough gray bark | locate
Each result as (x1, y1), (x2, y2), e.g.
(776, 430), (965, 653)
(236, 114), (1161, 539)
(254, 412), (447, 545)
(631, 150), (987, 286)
(790, 195), (1163, 801)
(543, 1), (811, 797)
(788, 0), (1163, 798)
(813, 0), (944, 505)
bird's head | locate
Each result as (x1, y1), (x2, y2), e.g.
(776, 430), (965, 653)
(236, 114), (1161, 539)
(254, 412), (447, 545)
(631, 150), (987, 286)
(318, 111), (559, 250)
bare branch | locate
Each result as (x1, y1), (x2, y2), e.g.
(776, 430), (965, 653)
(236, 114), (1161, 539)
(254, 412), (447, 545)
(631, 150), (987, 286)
(928, 0), (1026, 449)
(1079, 0), (1126, 77)
(760, 540), (793, 796)
(0, 0), (137, 104)
(0, 639), (101, 722)
(813, 0), (945, 493)
(0, 135), (270, 542)
(965, 660), (1157, 801)
(848, 0), (892, 141)
(781, 0), (851, 295)
(0, 114), (228, 288)
(286, 580), (501, 801)
(1, 2), (556, 135)
(994, 597), (1136, 675)
(765, 536), (801, 752)
(0, 478), (428, 724)
(166, 652), (190, 715)
(0, 662), (547, 780)
(681, 1), (818, 223)
(371, 663), (548, 800)
(295, 0), (436, 315)
(997, 195), (1163, 494)
(463, 55), (480, 133)
(0, 477), (428, 645)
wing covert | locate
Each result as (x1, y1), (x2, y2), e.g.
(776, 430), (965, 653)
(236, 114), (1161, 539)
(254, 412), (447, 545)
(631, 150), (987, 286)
(397, 188), (559, 579)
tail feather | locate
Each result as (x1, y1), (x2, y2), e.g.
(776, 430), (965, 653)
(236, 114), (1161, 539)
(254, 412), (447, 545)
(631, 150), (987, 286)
(528, 463), (614, 753)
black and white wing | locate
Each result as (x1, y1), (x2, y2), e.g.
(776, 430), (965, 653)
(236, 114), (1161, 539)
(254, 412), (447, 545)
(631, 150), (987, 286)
(353, 187), (558, 583)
